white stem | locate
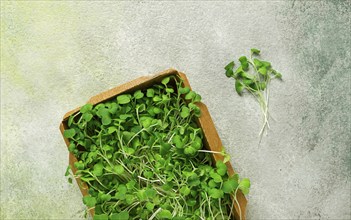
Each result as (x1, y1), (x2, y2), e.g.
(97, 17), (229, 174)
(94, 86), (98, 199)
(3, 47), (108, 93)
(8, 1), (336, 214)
(197, 150), (222, 154)
(149, 207), (162, 220)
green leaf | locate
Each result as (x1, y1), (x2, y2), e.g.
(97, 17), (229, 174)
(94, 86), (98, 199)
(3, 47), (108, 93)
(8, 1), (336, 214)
(251, 48), (260, 55)
(161, 77), (170, 86)
(166, 88), (174, 93)
(261, 60), (271, 68)
(242, 79), (253, 86)
(63, 128), (76, 138)
(110, 211), (129, 220)
(225, 61), (235, 71)
(83, 195), (96, 207)
(180, 106), (190, 118)
(184, 147), (196, 155)
(126, 180), (136, 190)
(65, 165), (71, 176)
(80, 103), (93, 113)
(180, 186), (191, 196)
(253, 58), (262, 68)
(93, 214), (108, 220)
(238, 178), (251, 195)
(179, 87), (190, 94)
(153, 96), (162, 102)
(74, 161), (84, 170)
(145, 188), (156, 198)
(125, 147), (135, 155)
(140, 117), (153, 128)
(235, 81), (244, 95)
(234, 66), (243, 79)
(114, 165), (124, 175)
(117, 94), (131, 104)
(239, 56), (249, 71)
(157, 210), (172, 219)
(125, 195), (135, 205)
(258, 67), (267, 75)
(160, 143), (172, 156)
(108, 126), (118, 134)
(272, 70), (282, 79)
(194, 94), (202, 103)
(100, 193), (111, 202)
(216, 160), (227, 176)
(144, 170), (153, 179)
(146, 202), (155, 211)
(210, 171), (222, 183)
(82, 113), (93, 122)
(185, 91), (196, 100)
(275, 72), (282, 79)
(208, 188), (224, 199)
(225, 69), (234, 77)
(133, 90), (144, 99)
(102, 115), (112, 125)
(241, 72), (255, 80)
(146, 88), (155, 97)
(93, 163), (104, 176)
(222, 177), (239, 193)
(68, 115), (74, 126)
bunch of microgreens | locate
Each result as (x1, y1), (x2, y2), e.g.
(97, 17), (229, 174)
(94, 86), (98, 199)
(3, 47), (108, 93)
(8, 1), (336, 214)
(225, 49), (282, 139)
(64, 75), (250, 220)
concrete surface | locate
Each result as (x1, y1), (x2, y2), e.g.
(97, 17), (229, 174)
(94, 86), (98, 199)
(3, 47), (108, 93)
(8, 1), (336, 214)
(1, 1), (350, 219)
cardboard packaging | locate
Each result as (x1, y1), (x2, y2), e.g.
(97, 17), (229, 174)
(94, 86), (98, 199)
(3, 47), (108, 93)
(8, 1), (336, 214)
(59, 69), (247, 219)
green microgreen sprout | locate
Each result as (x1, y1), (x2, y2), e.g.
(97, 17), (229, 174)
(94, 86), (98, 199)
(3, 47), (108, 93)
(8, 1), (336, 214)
(225, 48), (282, 140)
(64, 75), (250, 220)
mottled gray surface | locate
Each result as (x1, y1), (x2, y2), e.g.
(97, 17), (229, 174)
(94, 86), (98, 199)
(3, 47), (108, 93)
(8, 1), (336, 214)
(1, 1), (350, 219)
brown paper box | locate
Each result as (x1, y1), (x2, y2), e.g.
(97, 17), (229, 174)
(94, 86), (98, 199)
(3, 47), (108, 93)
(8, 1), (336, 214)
(59, 68), (247, 220)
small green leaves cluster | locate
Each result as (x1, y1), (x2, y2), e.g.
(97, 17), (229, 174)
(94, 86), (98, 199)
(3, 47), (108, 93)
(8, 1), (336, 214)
(225, 48), (282, 137)
(64, 76), (250, 219)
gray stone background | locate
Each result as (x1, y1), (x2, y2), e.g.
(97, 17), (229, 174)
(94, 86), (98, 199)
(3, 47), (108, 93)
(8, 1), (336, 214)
(1, 1), (350, 219)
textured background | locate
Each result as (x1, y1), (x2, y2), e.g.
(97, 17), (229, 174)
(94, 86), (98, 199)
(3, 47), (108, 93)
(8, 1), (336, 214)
(1, 1), (350, 219)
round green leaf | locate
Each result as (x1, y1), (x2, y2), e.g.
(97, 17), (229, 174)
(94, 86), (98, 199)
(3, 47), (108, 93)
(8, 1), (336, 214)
(179, 87), (190, 94)
(222, 177), (239, 193)
(133, 90), (144, 99)
(146, 88), (155, 97)
(239, 178), (251, 195)
(93, 163), (104, 176)
(157, 210), (172, 219)
(83, 195), (96, 207)
(180, 107), (190, 119)
(251, 48), (261, 55)
(208, 188), (224, 199)
(80, 103), (93, 113)
(235, 81), (244, 95)
(114, 165), (124, 175)
(161, 77), (170, 86)
(117, 94), (131, 104)
(63, 128), (76, 138)
(82, 113), (93, 122)
(185, 91), (196, 100)
(180, 186), (191, 196)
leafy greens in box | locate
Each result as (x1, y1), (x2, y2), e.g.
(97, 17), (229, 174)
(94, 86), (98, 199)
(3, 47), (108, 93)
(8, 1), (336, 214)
(64, 75), (250, 220)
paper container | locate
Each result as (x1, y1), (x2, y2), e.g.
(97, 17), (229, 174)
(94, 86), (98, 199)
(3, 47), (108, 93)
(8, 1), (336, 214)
(59, 68), (247, 219)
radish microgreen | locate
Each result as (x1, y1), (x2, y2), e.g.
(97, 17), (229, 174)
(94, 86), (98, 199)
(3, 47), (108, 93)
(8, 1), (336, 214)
(225, 49), (282, 139)
(64, 75), (250, 219)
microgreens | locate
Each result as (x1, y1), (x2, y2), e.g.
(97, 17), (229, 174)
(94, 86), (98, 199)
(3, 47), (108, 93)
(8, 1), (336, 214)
(64, 75), (250, 220)
(225, 48), (282, 139)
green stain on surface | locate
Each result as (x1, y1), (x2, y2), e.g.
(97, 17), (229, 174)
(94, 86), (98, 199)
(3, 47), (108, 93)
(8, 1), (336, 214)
(277, 1), (351, 172)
